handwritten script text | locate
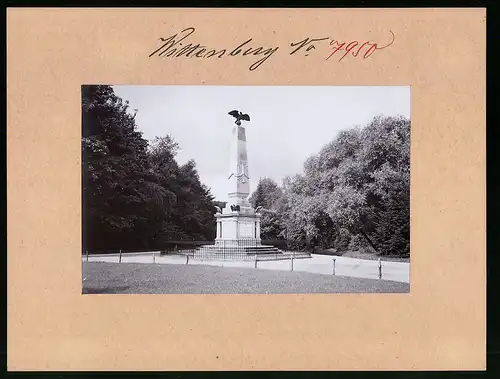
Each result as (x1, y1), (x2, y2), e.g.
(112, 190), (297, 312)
(149, 27), (395, 71)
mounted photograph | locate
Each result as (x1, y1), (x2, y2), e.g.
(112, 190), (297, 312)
(82, 85), (411, 294)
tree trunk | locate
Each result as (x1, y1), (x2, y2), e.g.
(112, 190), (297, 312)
(359, 228), (378, 253)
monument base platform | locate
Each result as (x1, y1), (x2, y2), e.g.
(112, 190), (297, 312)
(193, 240), (312, 261)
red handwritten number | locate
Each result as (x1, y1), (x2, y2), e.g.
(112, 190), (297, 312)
(354, 42), (370, 57)
(363, 44), (377, 59)
(339, 41), (359, 61)
(326, 40), (345, 60)
(326, 31), (395, 62)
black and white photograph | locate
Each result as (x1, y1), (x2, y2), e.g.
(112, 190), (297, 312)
(82, 85), (411, 294)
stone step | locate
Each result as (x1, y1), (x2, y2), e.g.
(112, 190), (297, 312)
(245, 249), (282, 255)
(206, 245), (279, 250)
(193, 244), (311, 261)
(198, 245), (280, 252)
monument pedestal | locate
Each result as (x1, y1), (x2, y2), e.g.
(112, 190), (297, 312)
(215, 208), (262, 247)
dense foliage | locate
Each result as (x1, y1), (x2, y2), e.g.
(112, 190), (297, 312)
(250, 116), (410, 257)
(82, 85), (216, 250)
(82, 85), (410, 256)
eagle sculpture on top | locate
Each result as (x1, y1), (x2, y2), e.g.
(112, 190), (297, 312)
(228, 110), (250, 126)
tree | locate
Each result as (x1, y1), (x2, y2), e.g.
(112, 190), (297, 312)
(82, 85), (157, 250)
(249, 178), (284, 240)
(82, 86), (218, 250)
(145, 137), (216, 244)
(261, 115), (410, 256)
(360, 116), (410, 256)
(174, 159), (217, 241)
(249, 177), (281, 209)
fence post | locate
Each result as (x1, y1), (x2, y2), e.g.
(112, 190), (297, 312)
(378, 258), (382, 279)
(332, 258), (336, 275)
(186, 255), (189, 265)
(86, 250), (89, 262)
(119, 249), (122, 263)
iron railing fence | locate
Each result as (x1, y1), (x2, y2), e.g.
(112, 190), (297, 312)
(191, 238), (311, 261)
(83, 238), (317, 253)
(83, 238), (314, 261)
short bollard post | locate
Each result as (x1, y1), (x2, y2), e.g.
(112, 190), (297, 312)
(153, 252), (156, 263)
(86, 250), (89, 262)
(291, 253), (294, 271)
(119, 249), (122, 263)
(186, 255), (189, 265)
(332, 258), (336, 275)
(378, 258), (382, 279)
(254, 257), (258, 269)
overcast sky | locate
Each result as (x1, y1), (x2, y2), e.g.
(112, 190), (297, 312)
(113, 86), (410, 202)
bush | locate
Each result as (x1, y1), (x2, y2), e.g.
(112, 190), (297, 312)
(334, 228), (352, 251)
(348, 234), (365, 251)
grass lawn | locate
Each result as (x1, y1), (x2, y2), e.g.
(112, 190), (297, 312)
(82, 262), (410, 294)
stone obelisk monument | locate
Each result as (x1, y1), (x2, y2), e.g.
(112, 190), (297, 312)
(214, 110), (261, 246)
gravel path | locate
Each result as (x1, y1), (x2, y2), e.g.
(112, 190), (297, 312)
(82, 262), (409, 294)
(85, 252), (410, 283)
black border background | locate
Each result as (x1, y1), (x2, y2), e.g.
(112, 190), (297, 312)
(2, 1), (498, 377)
